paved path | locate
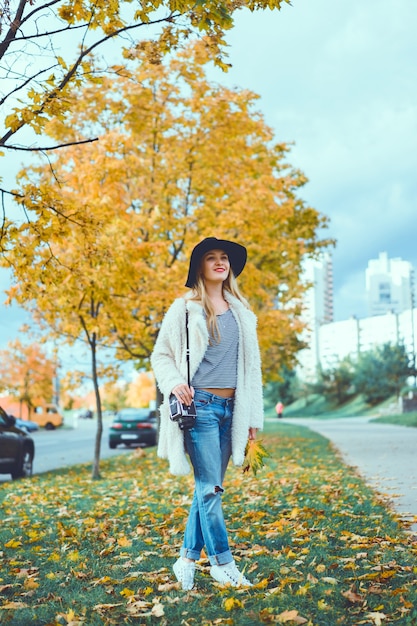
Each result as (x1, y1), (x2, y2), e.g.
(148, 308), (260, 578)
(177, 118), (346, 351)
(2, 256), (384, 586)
(278, 416), (417, 533)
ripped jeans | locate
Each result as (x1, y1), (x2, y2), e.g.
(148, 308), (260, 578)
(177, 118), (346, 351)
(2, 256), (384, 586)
(181, 389), (234, 566)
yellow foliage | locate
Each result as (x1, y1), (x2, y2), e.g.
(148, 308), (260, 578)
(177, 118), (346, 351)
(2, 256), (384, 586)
(0, 340), (56, 408)
(4, 113), (21, 132)
(120, 587), (135, 597)
(242, 439), (270, 476)
(126, 372), (156, 407)
(224, 597), (244, 611)
(23, 578), (39, 590)
(2, 0), (292, 168)
(117, 536), (132, 548)
(4, 39), (331, 386)
(4, 539), (22, 548)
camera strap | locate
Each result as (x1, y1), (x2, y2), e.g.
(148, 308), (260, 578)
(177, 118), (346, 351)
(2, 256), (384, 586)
(185, 303), (191, 387)
(166, 301), (196, 430)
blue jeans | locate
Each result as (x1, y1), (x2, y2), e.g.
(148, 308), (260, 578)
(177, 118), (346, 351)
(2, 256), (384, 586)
(181, 389), (234, 566)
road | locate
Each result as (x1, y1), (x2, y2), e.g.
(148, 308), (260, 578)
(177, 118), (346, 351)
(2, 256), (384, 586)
(279, 416), (417, 532)
(1, 416), (145, 483)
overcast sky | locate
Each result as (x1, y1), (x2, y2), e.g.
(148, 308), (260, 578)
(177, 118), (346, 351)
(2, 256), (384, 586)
(210, 0), (417, 321)
(1, 0), (417, 349)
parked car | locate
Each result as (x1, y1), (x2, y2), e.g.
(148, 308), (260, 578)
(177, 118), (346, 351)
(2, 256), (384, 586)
(109, 408), (157, 449)
(14, 417), (40, 433)
(0, 405), (35, 479)
(77, 409), (94, 419)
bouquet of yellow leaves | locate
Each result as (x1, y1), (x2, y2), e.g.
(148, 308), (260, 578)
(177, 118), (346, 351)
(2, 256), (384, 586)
(242, 439), (270, 476)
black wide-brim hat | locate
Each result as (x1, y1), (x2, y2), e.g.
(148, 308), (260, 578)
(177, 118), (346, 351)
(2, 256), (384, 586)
(185, 237), (247, 288)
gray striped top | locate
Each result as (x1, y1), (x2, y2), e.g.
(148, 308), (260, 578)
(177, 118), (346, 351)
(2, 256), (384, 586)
(191, 309), (239, 389)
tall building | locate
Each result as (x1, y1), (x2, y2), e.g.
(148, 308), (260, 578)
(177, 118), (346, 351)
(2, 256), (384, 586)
(302, 253), (334, 325)
(296, 252), (417, 382)
(297, 253), (334, 380)
(366, 252), (414, 316)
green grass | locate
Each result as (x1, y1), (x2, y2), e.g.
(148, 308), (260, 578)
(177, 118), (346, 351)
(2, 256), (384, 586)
(276, 393), (335, 418)
(1, 420), (417, 625)
(371, 411), (417, 427)
(278, 394), (417, 428)
(279, 394), (374, 419)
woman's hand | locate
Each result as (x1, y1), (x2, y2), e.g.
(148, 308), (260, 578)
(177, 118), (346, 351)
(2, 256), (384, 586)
(172, 384), (194, 407)
(248, 427), (258, 441)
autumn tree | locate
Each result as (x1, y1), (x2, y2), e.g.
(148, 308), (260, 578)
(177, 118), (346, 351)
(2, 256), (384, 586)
(0, 0), (292, 298)
(2, 41), (331, 477)
(0, 0), (290, 165)
(126, 372), (156, 409)
(0, 339), (57, 414)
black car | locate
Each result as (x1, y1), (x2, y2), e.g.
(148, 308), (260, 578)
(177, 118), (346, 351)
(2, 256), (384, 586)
(109, 408), (157, 449)
(0, 406), (35, 479)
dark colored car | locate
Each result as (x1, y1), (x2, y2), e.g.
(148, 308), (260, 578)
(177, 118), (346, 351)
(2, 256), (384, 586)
(0, 406), (35, 479)
(109, 408), (157, 449)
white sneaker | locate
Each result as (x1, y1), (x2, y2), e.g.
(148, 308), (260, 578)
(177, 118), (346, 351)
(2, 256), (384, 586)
(173, 557), (195, 591)
(210, 560), (252, 587)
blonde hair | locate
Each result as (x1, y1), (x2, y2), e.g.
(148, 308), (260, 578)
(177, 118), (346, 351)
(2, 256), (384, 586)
(190, 266), (250, 342)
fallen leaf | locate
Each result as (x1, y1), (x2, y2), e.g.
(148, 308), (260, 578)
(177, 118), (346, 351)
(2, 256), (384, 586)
(93, 603), (123, 611)
(277, 609), (308, 624)
(0, 601), (28, 610)
(365, 612), (387, 626)
(151, 602), (165, 617)
(342, 586), (364, 604)
(120, 587), (135, 597)
(4, 539), (22, 549)
(224, 597), (244, 611)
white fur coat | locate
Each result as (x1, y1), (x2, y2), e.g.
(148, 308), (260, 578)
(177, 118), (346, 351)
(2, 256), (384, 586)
(150, 293), (264, 475)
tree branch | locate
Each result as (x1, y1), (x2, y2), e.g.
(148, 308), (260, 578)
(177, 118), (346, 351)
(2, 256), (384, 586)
(0, 0), (65, 59)
(4, 136), (99, 151)
(0, 11), (180, 148)
(0, 186), (88, 228)
(0, 62), (58, 107)
(0, 0), (27, 59)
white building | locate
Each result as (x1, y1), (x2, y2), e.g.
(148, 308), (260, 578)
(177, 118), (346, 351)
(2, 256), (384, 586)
(298, 308), (417, 380)
(297, 251), (416, 381)
(366, 252), (414, 316)
(318, 308), (417, 372)
(297, 253), (333, 380)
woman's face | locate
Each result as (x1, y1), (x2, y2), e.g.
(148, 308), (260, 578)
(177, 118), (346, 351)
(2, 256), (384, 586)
(201, 249), (230, 284)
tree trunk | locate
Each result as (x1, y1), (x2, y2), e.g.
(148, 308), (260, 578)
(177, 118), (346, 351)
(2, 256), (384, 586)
(155, 383), (163, 445)
(90, 333), (103, 480)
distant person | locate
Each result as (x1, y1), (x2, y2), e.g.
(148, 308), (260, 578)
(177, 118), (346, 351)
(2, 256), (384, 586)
(275, 401), (284, 419)
(151, 237), (263, 590)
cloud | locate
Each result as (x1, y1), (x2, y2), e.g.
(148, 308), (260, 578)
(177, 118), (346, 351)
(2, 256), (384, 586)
(209, 0), (417, 319)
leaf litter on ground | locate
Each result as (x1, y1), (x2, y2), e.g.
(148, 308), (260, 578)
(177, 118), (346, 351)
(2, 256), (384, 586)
(0, 421), (416, 625)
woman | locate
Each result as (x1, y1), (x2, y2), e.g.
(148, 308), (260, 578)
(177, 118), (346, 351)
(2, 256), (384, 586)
(151, 237), (264, 590)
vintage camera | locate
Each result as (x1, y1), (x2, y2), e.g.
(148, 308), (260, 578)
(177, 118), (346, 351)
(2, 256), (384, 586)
(169, 394), (197, 431)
